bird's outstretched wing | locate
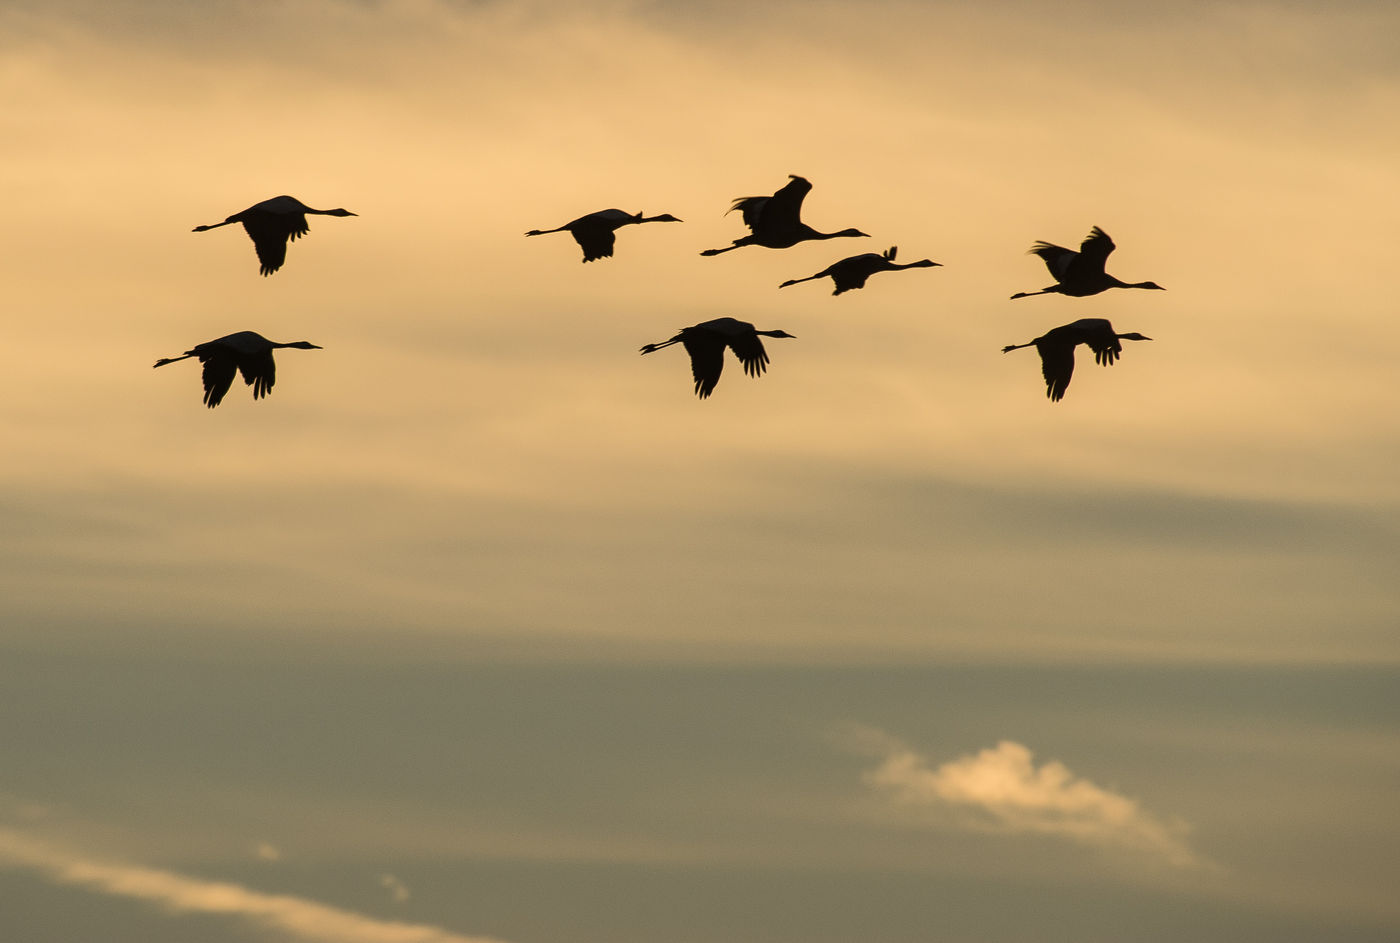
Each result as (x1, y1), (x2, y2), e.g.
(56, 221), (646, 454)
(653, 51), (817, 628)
(238, 349), (277, 399)
(199, 351), (238, 408)
(1086, 335), (1123, 367)
(241, 213), (305, 276)
(761, 175), (811, 229)
(1038, 343), (1075, 402)
(682, 335), (726, 398)
(728, 195), (770, 231)
(726, 333), (771, 379)
(1029, 241), (1077, 281)
(573, 226), (617, 262)
(1078, 226), (1115, 267)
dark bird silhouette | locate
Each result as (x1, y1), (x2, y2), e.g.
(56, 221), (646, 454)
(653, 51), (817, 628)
(778, 246), (940, 295)
(192, 195), (357, 276)
(700, 175), (867, 256)
(1010, 226), (1164, 299)
(525, 208), (682, 262)
(639, 317), (795, 398)
(1001, 318), (1151, 401)
(153, 331), (322, 408)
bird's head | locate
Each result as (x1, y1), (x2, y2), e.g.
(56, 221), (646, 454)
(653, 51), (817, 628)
(1139, 281), (1165, 290)
(327, 208), (357, 217)
(766, 330), (797, 340)
(288, 341), (323, 350)
(837, 228), (870, 239)
(651, 213), (683, 223)
(1120, 333), (1152, 342)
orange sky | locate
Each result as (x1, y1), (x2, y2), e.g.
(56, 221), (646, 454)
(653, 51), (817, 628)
(5, 0), (1395, 663)
(1, 5), (1398, 942)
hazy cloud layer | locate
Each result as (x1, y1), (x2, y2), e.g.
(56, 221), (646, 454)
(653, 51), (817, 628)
(0, 827), (503, 943)
(855, 730), (1202, 868)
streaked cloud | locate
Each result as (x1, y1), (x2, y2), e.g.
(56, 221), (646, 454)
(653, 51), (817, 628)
(853, 729), (1204, 868)
(0, 827), (504, 943)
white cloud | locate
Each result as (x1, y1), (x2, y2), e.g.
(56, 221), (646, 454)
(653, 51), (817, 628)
(858, 734), (1204, 868)
(0, 827), (505, 943)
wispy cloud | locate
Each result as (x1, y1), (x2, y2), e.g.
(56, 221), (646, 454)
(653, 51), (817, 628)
(380, 872), (412, 903)
(0, 827), (505, 943)
(851, 729), (1205, 868)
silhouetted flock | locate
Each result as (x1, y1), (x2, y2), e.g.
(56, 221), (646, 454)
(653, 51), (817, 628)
(160, 177), (1164, 406)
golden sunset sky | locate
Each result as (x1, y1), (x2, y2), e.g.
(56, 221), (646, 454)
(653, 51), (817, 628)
(1, 2), (1397, 942)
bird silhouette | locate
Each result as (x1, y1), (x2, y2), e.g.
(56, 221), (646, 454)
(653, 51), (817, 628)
(1001, 318), (1152, 401)
(778, 246), (941, 295)
(525, 208), (682, 262)
(1010, 226), (1164, 299)
(192, 195), (357, 276)
(153, 331), (322, 408)
(639, 317), (795, 398)
(700, 175), (867, 256)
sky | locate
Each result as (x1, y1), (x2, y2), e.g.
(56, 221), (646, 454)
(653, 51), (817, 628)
(0, 1), (1397, 941)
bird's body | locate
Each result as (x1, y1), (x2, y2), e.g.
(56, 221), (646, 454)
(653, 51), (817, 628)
(525, 208), (682, 262)
(1001, 318), (1151, 401)
(192, 195), (357, 276)
(153, 331), (322, 408)
(778, 246), (940, 295)
(700, 175), (867, 256)
(1010, 226), (1164, 299)
(639, 317), (795, 398)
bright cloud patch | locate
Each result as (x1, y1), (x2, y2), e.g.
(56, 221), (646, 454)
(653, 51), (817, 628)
(380, 872), (412, 902)
(860, 736), (1202, 868)
(0, 827), (503, 943)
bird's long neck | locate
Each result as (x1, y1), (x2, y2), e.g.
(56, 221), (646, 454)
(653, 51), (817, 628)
(1010, 287), (1059, 300)
(192, 220), (236, 232)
